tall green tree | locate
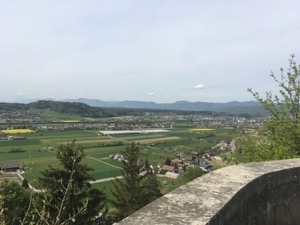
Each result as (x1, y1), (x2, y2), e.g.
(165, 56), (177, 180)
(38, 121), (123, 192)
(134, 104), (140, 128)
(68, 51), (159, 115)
(110, 142), (161, 222)
(36, 140), (106, 225)
(245, 54), (300, 160)
(0, 179), (30, 225)
(142, 159), (162, 204)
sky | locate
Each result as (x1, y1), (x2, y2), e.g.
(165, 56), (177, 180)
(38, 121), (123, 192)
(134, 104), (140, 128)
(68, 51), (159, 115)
(1, 0), (300, 103)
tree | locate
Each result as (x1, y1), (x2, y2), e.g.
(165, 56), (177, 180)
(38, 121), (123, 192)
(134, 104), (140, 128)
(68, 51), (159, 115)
(0, 180), (4, 225)
(246, 54), (300, 160)
(230, 136), (281, 162)
(164, 158), (171, 166)
(36, 140), (106, 225)
(0, 179), (30, 225)
(110, 142), (161, 222)
(22, 178), (29, 189)
(142, 160), (162, 204)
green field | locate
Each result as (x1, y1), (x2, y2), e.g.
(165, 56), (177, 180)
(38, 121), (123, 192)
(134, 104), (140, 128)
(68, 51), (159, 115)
(0, 126), (235, 188)
(91, 176), (176, 203)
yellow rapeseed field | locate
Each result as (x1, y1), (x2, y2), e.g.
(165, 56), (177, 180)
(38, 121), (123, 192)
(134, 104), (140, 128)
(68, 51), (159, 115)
(190, 128), (216, 131)
(61, 120), (80, 123)
(1, 129), (34, 134)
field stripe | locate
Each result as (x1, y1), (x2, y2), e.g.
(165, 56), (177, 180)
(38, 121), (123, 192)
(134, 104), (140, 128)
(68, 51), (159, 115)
(87, 156), (122, 169)
(89, 176), (123, 184)
(135, 136), (181, 144)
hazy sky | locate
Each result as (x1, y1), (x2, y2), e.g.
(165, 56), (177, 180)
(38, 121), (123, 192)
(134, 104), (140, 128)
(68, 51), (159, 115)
(1, 1), (300, 103)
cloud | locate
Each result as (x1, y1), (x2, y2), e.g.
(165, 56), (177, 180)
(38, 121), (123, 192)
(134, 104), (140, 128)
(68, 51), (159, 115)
(148, 92), (155, 96)
(193, 84), (204, 89)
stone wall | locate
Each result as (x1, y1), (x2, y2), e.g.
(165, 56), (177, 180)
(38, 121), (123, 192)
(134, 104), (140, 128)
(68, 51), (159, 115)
(208, 166), (300, 225)
(116, 158), (300, 225)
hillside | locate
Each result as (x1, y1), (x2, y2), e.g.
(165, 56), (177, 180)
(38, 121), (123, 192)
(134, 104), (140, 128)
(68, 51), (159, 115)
(64, 98), (267, 116)
(0, 99), (267, 119)
(0, 101), (142, 120)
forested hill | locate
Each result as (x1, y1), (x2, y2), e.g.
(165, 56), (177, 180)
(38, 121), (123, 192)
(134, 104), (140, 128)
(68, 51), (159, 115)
(0, 101), (139, 118)
(65, 98), (267, 116)
(0, 100), (213, 118)
(0, 100), (266, 118)
(29, 100), (147, 117)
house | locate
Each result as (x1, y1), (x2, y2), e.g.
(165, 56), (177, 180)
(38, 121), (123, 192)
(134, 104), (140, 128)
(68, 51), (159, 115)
(161, 165), (175, 172)
(171, 159), (183, 165)
(165, 171), (179, 179)
(113, 154), (124, 161)
(199, 161), (212, 172)
(203, 153), (212, 161)
(180, 153), (198, 165)
(176, 163), (186, 173)
(7, 136), (26, 141)
(180, 154), (195, 162)
(0, 161), (21, 172)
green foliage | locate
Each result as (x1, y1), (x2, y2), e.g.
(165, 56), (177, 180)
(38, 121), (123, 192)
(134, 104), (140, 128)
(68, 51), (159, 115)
(28, 100), (149, 118)
(177, 167), (205, 184)
(157, 168), (205, 194)
(36, 140), (106, 225)
(0, 179), (30, 225)
(8, 148), (26, 153)
(142, 160), (162, 203)
(243, 55), (300, 161)
(231, 136), (295, 162)
(110, 142), (161, 222)
(0, 103), (29, 111)
(0, 182), (3, 225)
(164, 158), (171, 166)
(22, 178), (29, 189)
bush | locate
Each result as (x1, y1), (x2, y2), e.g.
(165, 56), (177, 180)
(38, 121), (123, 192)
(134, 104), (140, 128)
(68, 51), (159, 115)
(8, 148), (26, 153)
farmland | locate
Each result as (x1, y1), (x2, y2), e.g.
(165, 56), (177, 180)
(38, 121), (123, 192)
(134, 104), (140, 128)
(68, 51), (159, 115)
(0, 125), (235, 184)
(0, 128), (34, 134)
(0, 100), (260, 195)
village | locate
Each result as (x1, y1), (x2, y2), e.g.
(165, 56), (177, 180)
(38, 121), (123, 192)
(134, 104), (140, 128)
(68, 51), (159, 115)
(0, 109), (263, 132)
(108, 139), (232, 179)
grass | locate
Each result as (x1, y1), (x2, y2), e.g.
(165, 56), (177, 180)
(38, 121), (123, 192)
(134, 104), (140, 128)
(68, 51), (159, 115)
(91, 176), (180, 203)
(22, 155), (60, 182)
(84, 157), (122, 180)
(0, 139), (41, 148)
(92, 180), (118, 204)
(158, 176), (180, 194)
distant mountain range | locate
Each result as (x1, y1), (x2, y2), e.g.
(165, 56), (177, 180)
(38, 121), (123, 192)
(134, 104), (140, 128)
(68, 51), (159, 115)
(62, 98), (267, 116)
(2, 98), (268, 116)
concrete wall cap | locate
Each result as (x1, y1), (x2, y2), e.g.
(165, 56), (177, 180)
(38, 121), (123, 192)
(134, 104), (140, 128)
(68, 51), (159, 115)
(115, 158), (300, 225)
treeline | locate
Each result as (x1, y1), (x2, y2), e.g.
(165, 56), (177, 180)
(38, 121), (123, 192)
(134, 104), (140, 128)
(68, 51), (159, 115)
(29, 100), (140, 117)
(0, 103), (29, 111)
(0, 101), (145, 118)
(0, 100), (244, 119)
